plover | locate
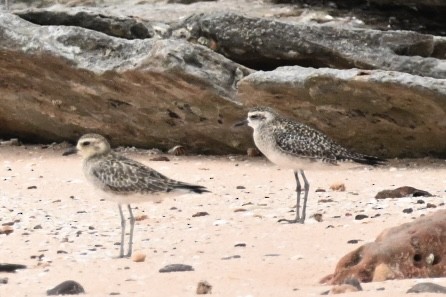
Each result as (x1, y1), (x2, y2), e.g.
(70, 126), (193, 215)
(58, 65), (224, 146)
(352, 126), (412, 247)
(63, 133), (209, 258)
(235, 106), (385, 224)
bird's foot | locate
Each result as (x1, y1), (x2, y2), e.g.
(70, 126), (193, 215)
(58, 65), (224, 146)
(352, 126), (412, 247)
(278, 218), (305, 224)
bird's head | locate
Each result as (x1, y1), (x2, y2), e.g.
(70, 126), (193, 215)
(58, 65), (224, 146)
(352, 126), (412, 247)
(245, 106), (278, 129)
(63, 133), (111, 159)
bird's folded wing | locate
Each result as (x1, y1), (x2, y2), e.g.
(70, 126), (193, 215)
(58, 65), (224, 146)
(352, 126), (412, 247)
(273, 122), (338, 164)
(91, 157), (178, 194)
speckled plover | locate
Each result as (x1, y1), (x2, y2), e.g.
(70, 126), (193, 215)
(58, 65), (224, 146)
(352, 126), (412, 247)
(235, 106), (385, 224)
(63, 133), (209, 258)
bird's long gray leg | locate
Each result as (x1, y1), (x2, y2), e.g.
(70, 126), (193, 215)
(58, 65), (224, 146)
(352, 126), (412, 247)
(118, 204), (126, 258)
(126, 204), (135, 258)
(278, 170), (302, 224)
(299, 169), (310, 224)
(294, 170), (302, 222)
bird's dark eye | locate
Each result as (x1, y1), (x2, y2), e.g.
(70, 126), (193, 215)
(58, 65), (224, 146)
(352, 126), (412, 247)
(249, 115), (259, 120)
(81, 141), (91, 146)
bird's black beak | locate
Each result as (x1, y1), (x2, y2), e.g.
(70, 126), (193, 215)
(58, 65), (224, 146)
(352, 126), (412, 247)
(233, 119), (248, 128)
(62, 146), (78, 156)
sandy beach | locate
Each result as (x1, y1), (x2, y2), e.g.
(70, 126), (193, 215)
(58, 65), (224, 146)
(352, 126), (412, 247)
(1, 146), (445, 296)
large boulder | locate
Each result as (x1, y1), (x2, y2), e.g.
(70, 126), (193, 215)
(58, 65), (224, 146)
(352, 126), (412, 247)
(321, 210), (446, 284)
(180, 13), (446, 78)
(0, 12), (252, 153)
(238, 66), (446, 158)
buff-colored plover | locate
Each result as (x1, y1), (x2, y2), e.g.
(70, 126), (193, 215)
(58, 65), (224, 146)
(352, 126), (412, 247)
(235, 106), (385, 224)
(63, 133), (209, 258)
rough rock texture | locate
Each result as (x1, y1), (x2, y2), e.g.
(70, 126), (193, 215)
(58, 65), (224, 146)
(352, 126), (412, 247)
(375, 186), (432, 199)
(1, 9), (446, 156)
(237, 66), (446, 157)
(0, 13), (252, 153)
(181, 13), (446, 78)
(16, 10), (153, 40)
(321, 210), (446, 284)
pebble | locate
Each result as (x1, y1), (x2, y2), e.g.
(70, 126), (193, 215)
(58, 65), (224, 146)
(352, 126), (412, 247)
(354, 214), (368, 220)
(347, 239), (361, 244)
(0, 226), (14, 235)
(47, 280), (85, 295)
(192, 212), (209, 217)
(131, 252), (146, 263)
(0, 277), (8, 284)
(403, 208), (413, 214)
(0, 263), (26, 272)
(135, 214), (148, 221)
(330, 183), (346, 192)
(159, 264), (194, 273)
(426, 203), (437, 208)
(234, 243), (246, 247)
(196, 280), (212, 294)
(221, 255), (241, 260)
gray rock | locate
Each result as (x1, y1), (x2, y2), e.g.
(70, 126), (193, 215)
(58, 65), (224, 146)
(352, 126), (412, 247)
(159, 264), (194, 273)
(47, 280), (85, 295)
(238, 66), (446, 157)
(16, 10), (153, 40)
(407, 282), (446, 294)
(0, 12), (252, 153)
(181, 12), (446, 78)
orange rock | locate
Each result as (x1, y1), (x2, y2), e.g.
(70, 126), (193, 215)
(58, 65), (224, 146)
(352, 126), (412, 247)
(322, 210), (446, 284)
(330, 183), (346, 192)
(131, 252), (146, 262)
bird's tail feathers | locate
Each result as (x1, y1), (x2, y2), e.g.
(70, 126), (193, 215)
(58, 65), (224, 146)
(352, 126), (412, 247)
(172, 183), (210, 194)
(346, 153), (386, 166)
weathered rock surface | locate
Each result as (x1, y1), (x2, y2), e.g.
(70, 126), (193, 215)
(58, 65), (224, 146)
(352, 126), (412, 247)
(406, 282), (446, 294)
(16, 10), (153, 40)
(1, 10), (446, 156)
(181, 13), (446, 78)
(238, 66), (446, 157)
(46, 280), (85, 295)
(375, 186), (433, 199)
(0, 13), (252, 153)
(321, 210), (446, 284)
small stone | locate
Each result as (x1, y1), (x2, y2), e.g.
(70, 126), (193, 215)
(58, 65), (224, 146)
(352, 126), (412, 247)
(135, 214), (148, 221)
(150, 156), (170, 161)
(234, 243), (246, 247)
(354, 214), (368, 220)
(416, 199), (425, 204)
(403, 208), (413, 214)
(407, 282), (446, 294)
(159, 264), (194, 273)
(0, 277), (8, 284)
(0, 264), (26, 272)
(315, 188), (326, 192)
(347, 239), (360, 244)
(57, 250), (68, 254)
(330, 183), (346, 192)
(33, 224), (43, 229)
(196, 280), (212, 294)
(426, 203), (437, 208)
(131, 251), (146, 263)
(311, 213), (323, 222)
(27, 185), (37, 189)
(0, 226), (13, 235)
(221, 255), (241, 260)
(233, 208), (247, 212)
(318, 198), (333, 202)
(47, 280), (85, 295)
(192, 212), (209, 217)
(236, 185), (246, 189)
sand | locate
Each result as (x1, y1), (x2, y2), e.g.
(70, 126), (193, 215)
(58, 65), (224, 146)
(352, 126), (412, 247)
(0, 146), (445, 296)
